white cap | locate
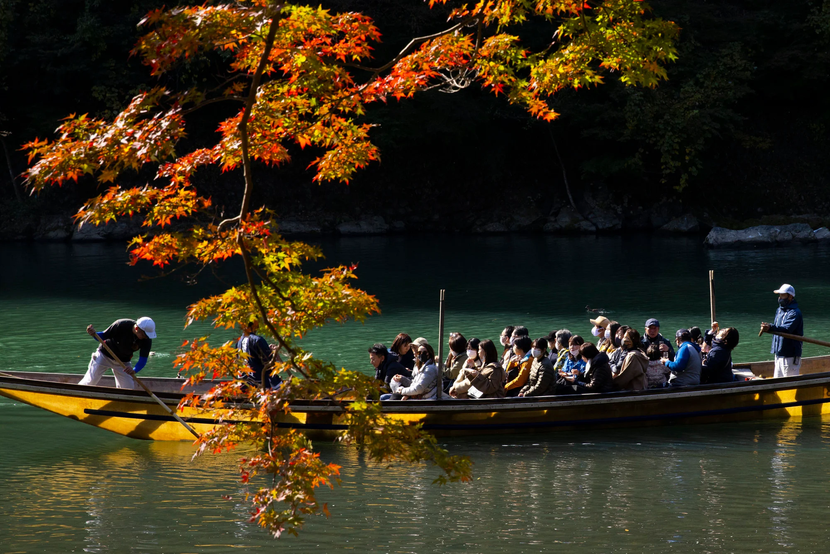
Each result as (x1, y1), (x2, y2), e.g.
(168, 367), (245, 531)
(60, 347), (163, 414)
(773, 284), (795, 297)
(136, 317), (157, 339)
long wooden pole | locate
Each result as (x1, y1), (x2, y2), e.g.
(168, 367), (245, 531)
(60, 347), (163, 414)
(759, 329), (830, 349)
(708, 270), (716, 327)
(436, 289), (445, 401)
(91, 333), (200, 439)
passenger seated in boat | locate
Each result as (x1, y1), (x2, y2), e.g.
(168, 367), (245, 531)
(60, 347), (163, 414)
(701, 327), (740, 384)
(368, 343), (409, 386)
(383, 342), (439, 400)
(499, 326), (516, 368)
(501, 326), (529, 380)
(556, 342), (614, 394)
(236, 318), (283, 389)
(613, 329), (648, 391)
(560, 335), (587, 376)
(589, 316), (611, 350)
(505, 336), (533, 397)
(662, 329), (702, 387)
(442, 332), (468, 391)
(518, 338), (556, 397)
(600, 321), (621, 356)
(449, 338), (482, 398)
(390, 333), (415, 371)
(701, 322), (720, 362)
(645, 344), (670, 388)
(608, 325), (631, 374)
(466, 339), (506, 399)
(547, 329), (572, 372)
(689, 327), (704, 354)
(641, 318), (675, 361)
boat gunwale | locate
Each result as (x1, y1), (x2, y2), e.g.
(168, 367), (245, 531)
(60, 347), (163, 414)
(3, 368), (830, 415)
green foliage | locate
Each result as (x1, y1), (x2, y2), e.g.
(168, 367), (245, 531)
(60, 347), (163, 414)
(621, 41), (753, 190)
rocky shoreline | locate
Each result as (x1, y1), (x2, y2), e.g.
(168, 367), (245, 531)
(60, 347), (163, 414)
(7, 206), (830, 250)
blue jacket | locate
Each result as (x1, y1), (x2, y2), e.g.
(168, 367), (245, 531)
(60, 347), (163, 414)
(770, 300), (803, 358)
(665, 342), (701, 387)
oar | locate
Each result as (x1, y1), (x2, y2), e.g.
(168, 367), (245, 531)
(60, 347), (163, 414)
(92, 334), (200, 439)
(758, 329), (830, 349)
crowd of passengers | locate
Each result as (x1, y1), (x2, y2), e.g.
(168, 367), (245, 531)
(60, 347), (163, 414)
(367, 316), (741, 400)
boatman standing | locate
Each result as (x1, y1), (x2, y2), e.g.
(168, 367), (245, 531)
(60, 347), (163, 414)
(760, 284), (803, 378)
(80, 317), (156, 389)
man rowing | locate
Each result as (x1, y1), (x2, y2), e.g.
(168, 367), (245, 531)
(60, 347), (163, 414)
(760, 283), (803, 377)
(80, 317), (156, 389)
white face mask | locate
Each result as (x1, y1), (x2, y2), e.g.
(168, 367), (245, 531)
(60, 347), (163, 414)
(466, 349), (477, 359)
(531, 348), (542, 358)
(570, 346), (580, 356)
(591, 327), (602, 337)
(604, 329), (611, 339)
(500, 336), (509, 346)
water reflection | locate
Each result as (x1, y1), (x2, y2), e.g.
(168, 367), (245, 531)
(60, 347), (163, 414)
(7, 238), (830, 551)
(5, 415), (830, 552)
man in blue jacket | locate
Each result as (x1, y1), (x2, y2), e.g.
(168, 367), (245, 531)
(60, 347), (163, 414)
(760, 283), (804, 378)
(661, 329), (701, 387)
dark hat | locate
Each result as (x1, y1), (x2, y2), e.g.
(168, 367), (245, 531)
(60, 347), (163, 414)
(675, 328), (690, 339)
(645, 318), (660, 328)
(368, 343), (388, 356)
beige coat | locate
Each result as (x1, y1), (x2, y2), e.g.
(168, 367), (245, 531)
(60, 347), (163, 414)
(614, 349), (648, 391)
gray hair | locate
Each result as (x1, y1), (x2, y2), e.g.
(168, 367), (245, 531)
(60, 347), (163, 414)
(555, 329), (573, 349)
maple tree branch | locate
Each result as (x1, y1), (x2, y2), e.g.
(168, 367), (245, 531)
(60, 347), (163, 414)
(179, 95), (245, 117)
(349, 14), (480, 78)
(239, 6), (283, 222)
(237, 235), (308, 379)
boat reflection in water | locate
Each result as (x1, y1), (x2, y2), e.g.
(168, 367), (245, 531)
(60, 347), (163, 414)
(5, 415), (830, 553)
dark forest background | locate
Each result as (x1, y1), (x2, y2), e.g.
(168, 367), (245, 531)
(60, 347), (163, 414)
(2, 0), (830, 237)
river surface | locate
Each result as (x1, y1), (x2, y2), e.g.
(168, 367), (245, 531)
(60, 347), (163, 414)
(3, 235), (830, 552)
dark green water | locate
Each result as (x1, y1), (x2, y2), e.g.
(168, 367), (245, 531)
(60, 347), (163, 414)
(3, 236), (830, 553)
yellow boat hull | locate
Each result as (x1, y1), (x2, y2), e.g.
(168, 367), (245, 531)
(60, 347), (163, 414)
(3, 362), (830, 441)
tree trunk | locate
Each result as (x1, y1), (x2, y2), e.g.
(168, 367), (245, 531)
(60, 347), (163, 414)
(1, 135), (22, 202)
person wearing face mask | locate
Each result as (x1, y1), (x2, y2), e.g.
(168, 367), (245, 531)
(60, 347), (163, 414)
(599, 321), (621, 355)
(557, 342), (614, 394)
(701, 327), (740, 384)
(589, 316), (611, 350)
(519, 338), (556, 397)
(502, 326), (529, 380)
(661, 329), (701, 387)
(466, 339), (506, 399)
(612, 329), (648, 391)
(760, 284), (803, 378)
(385, 342), (440, 400)
(608, 325), (631, 374)
(499, 326), (516, 368)
(442, 332), (469, 391)
(547, 329), (572, 372)
(560, 335), (587, 377)
(505, 336), (534, 397)
(449, 338), (482, 398)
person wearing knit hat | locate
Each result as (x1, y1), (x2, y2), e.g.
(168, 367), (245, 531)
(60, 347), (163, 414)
(760, 284), (804, 377)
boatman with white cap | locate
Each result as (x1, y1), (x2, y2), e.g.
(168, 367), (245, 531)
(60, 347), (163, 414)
(79, 317), (157, 389)
(760, 284), (803, 378)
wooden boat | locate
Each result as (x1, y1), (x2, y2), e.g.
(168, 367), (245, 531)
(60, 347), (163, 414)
(3, 354), (830, 441)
